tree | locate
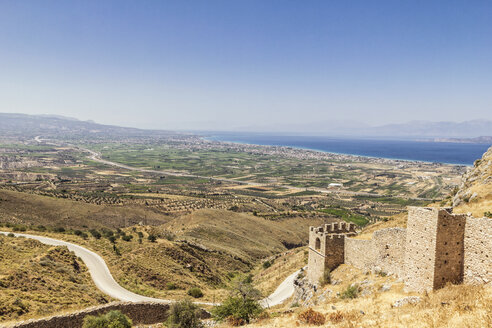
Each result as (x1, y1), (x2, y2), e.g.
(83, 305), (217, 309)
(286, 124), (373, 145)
(212, 275), (263, 325)
(82, 310), (132, 328)
(167, 300), (203, 328)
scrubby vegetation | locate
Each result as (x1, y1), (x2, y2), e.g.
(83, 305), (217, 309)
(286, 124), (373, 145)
(0, 235), (109, 322)
(167, 300), (203, 328)
(82, 310), (132, 328)
(297, 308), (326, 325)
(212, 275), (263, 325)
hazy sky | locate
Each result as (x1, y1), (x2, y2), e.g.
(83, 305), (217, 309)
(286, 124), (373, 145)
(1, 1), (491, 130)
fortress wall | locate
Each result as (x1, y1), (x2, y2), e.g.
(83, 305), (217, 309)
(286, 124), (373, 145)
(372, 228), (407, 277)
(344, 238), (377, 271)
(307, 248), (325, 284)
(403, 207), (440, 292)
(433, 211), (466, 289)
(464, 216), (492, 285)
(6, 302), (174, 328)
(324, 235), (346, 271)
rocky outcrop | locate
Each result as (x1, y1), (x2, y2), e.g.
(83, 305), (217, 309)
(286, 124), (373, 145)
(453, 146), (492, 207)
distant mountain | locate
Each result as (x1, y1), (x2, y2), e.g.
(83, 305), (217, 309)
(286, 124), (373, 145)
(433, 136), (492, 144)
(0, 113), (173, 138)
(1, 113), (491, 139)
(371, 120), (492, 138)
(229, 119), (492, 139)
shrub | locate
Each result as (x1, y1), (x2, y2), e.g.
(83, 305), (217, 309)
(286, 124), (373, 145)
(53, 227), (65, 233)
(262, 260), (272, 269)
(166, 282), (178, 290)
(187, 287), (204, 298)
(89, 229), (101, 239)
(7, 233), (15, 237)
(328, 311), (344, 324)
(148, 234), (157, 243)
(74, 230), (83, 236)
(12, 226), (26, 232)
(212, 275), (263, 325)
(298, 308), (325, 325)
(36, 225), (46, 231)
(340, 284), (359, 299)
(212, 296), (262, 325)
(484, 211), (492, 218)
(167, 299), (203, 328)
(121, 234), (133, 242)
(82, 310), (132, 328)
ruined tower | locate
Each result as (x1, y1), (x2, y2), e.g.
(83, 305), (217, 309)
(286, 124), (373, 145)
(403, 207), (467, 292)
(307, 222), (356, 284)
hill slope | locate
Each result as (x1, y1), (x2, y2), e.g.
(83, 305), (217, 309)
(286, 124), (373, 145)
(163, 209), (332, 261)
(453, 145), (492, 217)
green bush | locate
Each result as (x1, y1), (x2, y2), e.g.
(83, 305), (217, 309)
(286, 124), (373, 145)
(212, 275), (263, 324)
(262, 260), (272, 269)
(212, 297), (262, 325)
(167, 299), (203, 328)
(82, 310), (132, 328)
(187, 287), (204, 298)
(148, 234), (157, 243)
(121, 234), (133, 242)
(166, 282), (178, 290)
(89, 229), (101, 239)
(340, 284), (359, 299)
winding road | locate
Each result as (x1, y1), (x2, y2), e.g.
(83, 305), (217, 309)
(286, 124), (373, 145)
(0, 231), (297, 308)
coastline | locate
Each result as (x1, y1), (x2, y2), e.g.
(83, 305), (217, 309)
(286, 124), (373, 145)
(202, 135), (481, 167)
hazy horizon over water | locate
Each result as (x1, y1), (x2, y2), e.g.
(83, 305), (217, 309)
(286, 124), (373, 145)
(207, 133), (491, 166)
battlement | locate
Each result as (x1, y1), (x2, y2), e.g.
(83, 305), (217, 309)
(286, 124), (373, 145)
(309, 222), (356, 235)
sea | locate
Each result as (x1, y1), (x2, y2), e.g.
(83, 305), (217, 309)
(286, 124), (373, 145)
(206, 133), (491, 166)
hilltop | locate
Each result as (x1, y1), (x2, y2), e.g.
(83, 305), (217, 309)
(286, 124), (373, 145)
(0, 113), (172, 139)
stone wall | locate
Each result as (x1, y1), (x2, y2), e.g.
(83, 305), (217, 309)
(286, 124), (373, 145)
(372, 227), (407, 277)
(344, 228), (406, 276)
(403, 207), (441, 292)
(5, 302), (173, 328)
(309, 207), (491, 292)
(344, 238), (376, 271)
(307, 223), (355, 284)
(464, 216), (492, 285)
(307, 248), (325, 284)
(433, 211), (466, 289)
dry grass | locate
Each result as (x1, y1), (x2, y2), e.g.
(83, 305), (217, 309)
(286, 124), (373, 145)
(245, 264), (492, 328)
(0, 235), (110, 324)
(0, 189), (171, 229)
(253, 247), (307, 296)
(163, 209), (325, 261)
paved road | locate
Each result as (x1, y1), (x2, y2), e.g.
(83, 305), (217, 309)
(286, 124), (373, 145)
(260, 269), (301, 308)
(0, 231), (297, 307)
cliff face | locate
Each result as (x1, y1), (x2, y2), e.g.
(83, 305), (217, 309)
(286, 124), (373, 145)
(453, 146), (492, 217)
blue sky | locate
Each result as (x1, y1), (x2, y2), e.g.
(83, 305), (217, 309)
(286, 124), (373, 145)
(0, 1), (491, 130)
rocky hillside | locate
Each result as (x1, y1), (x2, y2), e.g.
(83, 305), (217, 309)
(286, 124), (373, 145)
(453, 145), (492, 217)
